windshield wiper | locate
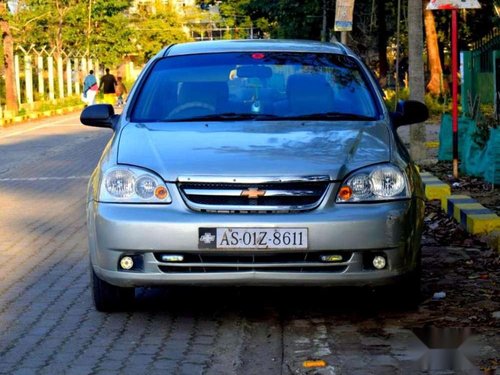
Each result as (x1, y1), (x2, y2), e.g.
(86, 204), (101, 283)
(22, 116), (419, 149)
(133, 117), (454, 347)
(167, 112), (376, 122)
(168, 113), (280, 122)
(278, 112), (377, 121)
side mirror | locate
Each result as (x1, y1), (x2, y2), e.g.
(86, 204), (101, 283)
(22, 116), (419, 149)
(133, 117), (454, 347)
(80, 104), (117, 129)
(390, 100), (429, 127)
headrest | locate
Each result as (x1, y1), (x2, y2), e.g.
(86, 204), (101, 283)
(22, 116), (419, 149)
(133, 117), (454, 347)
(286, 74), (334, 114)
(178, 81), (229, 105)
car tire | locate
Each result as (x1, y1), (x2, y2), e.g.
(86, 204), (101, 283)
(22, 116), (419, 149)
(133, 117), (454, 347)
(91, 268), (135, 312)
(375, 250), (422, 308)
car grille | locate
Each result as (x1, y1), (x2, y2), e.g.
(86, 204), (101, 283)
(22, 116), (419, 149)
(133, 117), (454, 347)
(177, 176), (330, 213)
(155, 251), (351, 273)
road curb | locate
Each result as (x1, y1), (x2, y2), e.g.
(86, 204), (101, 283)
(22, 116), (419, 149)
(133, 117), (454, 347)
(420, 171), (451, 200)
(0, 104), (85, 128)
(422, 172), (500, 252)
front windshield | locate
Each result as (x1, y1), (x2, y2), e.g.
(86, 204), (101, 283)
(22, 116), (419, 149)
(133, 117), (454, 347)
(130, 52), (380, 122)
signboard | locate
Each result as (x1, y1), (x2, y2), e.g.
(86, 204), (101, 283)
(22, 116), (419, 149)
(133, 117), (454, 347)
(427, 0), (481, 10)
(334, 0), (355, 32)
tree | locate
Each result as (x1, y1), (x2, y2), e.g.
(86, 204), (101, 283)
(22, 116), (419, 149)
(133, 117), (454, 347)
(424, 1), (444, 96)
(408, 0), (427, 161)
(13, 0), (81, 57)
(0, 1), (18, 112)
(12, 0), (137, 66)
(129, 1), (189, 63)
(217, 0), (324, 40)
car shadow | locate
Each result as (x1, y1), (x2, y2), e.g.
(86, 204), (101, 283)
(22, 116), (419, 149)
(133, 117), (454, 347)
(131, 284), (425, 319)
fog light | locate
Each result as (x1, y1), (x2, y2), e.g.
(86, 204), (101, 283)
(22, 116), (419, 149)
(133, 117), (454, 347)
(120, 256), (134, 270)
(372, 255), (386, 270)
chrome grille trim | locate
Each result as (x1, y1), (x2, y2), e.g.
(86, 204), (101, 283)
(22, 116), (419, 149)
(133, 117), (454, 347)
(177, 176), (331, 213)
(157, 262), (349, 268)
(178, 175), (331, 184)
(183, 189), (318, 197)
(154, 251), (353, 274)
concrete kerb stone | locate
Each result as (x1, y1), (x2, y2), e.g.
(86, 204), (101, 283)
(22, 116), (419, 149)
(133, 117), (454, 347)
(421, 172), (500, 252)
(442, 195), (499, 235)
(420, 172), (451, 201)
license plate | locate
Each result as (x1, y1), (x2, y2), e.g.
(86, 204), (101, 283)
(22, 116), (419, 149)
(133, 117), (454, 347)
(198, 228), (308, 249)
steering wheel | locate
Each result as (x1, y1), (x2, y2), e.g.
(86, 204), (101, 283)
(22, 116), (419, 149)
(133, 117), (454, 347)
(168, 102), (216, 118)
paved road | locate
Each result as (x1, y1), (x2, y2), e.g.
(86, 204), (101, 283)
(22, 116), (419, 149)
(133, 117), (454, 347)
(0, 114), (497, 375)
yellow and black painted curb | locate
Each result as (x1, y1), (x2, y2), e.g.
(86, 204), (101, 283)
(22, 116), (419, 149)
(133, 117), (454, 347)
(421, 172), (499, 252)
(420, 171), (451, 201)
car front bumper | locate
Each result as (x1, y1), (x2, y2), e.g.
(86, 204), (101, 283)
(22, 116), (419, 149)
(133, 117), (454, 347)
(87, 198), (424, 288)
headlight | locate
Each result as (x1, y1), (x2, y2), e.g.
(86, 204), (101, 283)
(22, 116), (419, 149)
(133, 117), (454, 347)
(336, 164), (410, 202)
(99, 166), (171, 203)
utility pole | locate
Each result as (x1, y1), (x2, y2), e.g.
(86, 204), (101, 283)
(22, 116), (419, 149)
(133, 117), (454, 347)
(340, 32), (347, 44)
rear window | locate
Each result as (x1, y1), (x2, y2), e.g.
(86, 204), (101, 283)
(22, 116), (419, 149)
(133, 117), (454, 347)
(130, 52), (381, 122)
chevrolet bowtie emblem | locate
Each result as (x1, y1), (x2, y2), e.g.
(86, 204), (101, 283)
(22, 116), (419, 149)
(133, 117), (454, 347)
(241, 187), (266, 199)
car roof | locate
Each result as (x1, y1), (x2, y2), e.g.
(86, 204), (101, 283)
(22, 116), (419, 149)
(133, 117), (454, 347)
(161, 39), (352, 58)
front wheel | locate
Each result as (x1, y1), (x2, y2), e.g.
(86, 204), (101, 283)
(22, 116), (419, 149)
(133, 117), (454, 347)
(91, 268), (135, 312)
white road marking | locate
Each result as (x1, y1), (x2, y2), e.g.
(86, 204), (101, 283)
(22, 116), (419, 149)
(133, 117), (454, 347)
(0, 176), (89, 182)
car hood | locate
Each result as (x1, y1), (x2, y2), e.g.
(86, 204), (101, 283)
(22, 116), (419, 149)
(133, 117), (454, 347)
(117, 121), (391, 181)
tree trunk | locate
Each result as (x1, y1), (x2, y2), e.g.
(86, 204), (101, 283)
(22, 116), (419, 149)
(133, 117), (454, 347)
(0, 3), (18, 113)
(377, 0), (389, 79)
(424, 2), (444, 95)
(408, 0), (427, 161)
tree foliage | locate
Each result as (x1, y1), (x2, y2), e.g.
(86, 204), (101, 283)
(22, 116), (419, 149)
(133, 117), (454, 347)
(130, 2), (189, 63)
(9, 0), (189, 66)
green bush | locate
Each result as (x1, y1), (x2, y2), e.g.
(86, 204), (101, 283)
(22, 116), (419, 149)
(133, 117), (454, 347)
(17, 95), (82, 116)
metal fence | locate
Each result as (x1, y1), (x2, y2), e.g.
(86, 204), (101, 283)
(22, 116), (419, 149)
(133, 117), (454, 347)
(10, 46), (99, 106)
(462, 28), (500, 113)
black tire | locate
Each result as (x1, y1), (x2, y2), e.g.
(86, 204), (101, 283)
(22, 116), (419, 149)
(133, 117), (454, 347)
(91, 268), (135, 312)
(375, 255), (422, 308)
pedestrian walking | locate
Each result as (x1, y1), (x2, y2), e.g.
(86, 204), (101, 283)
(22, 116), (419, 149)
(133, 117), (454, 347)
(82, 70), (98, 106)
(99, 68), (117, 105)
(115, 76), (128, 107)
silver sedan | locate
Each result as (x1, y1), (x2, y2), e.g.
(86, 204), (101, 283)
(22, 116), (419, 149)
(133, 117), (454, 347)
(81, 40), (428, 311)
